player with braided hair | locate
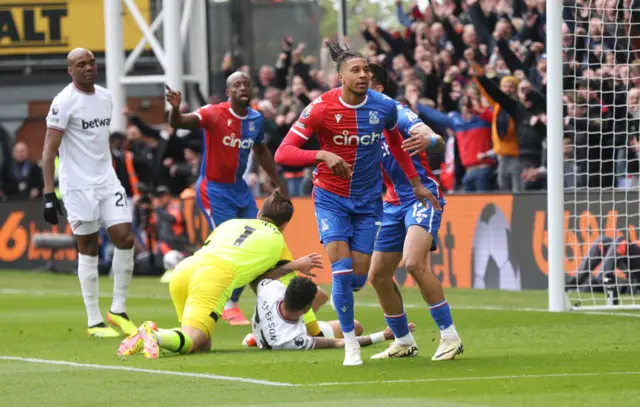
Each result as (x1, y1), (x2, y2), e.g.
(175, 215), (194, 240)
(275, 42), (439, 366)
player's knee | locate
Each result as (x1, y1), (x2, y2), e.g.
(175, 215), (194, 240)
(113, 233), (134, 250)
(404, 257), (427, 277)
(182, 326), (209, 352)
(369, 270), (392, 287)
(75, 233), (99, 256)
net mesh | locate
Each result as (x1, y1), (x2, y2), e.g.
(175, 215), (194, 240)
(562, 1), (640, 308)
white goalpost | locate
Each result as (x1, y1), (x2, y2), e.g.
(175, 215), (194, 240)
(548, 0), (640, 311)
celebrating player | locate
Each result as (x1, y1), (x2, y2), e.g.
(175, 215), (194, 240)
(246, 276), (415, 351)
(366, 64), (463, 361)
(165, 72), (287, 326)
(117, 191), (323, 358)
(274, 42), (439, 366)
(42, 48), (137, 338)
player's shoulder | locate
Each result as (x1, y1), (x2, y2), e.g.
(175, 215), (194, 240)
(246, 108), (263, 121)
(51, 83), (76, 105)
(257, 278), (284, 292)
(367, 89), (395, 109)
(300, 92), (329, 121)
(94, 85), (112, 100)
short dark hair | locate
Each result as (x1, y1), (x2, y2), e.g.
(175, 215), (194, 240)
(284, 277), (318, 312)
(369, 63), (390, 95)
(326, 41), (365, 72)
(260, 190), (294, 227)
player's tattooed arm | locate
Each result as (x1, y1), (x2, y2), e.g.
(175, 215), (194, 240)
(165, 85), (200, 129)
(42, 128), (64, 194)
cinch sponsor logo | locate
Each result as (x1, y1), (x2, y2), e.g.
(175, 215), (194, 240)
(82, 118), (111, 129)
(333, 130), (381, 146)
(0, 3), (68, 48)
(223, 135), (254, 149)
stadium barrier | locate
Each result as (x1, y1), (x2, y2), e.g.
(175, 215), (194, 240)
(0, 192), (637, 290)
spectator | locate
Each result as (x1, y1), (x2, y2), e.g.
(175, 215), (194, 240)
(412, 85), (495, 192)
(0, 141), (43, 200)
(466, 49), (520, 192)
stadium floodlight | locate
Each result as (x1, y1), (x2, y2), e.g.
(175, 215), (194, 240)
(548, 0), (640, 311)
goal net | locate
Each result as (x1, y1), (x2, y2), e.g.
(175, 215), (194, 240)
(560, 0), (640, 310)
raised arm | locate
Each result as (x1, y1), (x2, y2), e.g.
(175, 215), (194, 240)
(165, 85), (200, 129)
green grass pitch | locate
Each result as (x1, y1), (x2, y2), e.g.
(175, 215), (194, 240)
(1, 270), (639, 407)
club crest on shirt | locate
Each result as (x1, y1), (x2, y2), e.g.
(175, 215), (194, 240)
(249, 121), (255, 132)
(301, 105), (312, 119)
(369, 111), (380, 125)
(51, 106), (59, 116)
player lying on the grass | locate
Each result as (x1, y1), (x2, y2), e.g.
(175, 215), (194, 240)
(244, 276), (414, 350)
(367, 64), (463, 361)
(242, 273), (362, 348)
(117, 191), (323, 358)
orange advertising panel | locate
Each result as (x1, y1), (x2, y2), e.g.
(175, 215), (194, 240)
(1, 192), (636, 292)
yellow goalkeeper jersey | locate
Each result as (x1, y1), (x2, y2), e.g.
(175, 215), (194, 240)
(194, 218), (285, 288)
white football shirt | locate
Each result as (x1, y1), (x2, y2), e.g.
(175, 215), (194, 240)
(46, 83), (118, 193)
(251, 279), (315, 350)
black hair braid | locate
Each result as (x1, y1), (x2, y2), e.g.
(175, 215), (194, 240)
(326, 41), (365, 72)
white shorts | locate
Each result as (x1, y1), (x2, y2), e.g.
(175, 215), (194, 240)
(63, 185), (132, 235)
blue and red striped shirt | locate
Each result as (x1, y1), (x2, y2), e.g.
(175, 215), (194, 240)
(275, 88), (418, 200)
(194, 101), (264, 184)
(381, 102), (443, 205)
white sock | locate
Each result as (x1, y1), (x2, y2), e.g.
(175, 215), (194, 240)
(343, 330), (358, 347)
(111, 247), (134, 314)
(441, 324), (459, 340)
(78, 254), (102, 327)
(395, 332), (415, 346)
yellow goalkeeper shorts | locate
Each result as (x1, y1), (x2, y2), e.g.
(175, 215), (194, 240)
(169, 255), (235, 338)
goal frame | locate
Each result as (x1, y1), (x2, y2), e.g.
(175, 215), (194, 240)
(546, 0), (640, 312)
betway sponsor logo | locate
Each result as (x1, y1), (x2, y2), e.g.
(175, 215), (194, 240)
(223, 134), (254, 149)
(333, 130), (381, 146)
(82, 118), (111, 129)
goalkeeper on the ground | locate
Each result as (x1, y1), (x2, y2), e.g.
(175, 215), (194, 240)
(117, 190), (323, 358)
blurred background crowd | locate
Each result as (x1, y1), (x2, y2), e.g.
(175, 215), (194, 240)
(3, 0), (640, 203)
(1, 0), (639, 270)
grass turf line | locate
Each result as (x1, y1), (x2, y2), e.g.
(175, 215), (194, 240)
(0, 270), (639, 406)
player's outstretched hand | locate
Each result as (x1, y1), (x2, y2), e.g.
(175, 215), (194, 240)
(165, 85), (181, 109)
(291, 253), (324, 278)
(43, 192), (65, 225)
(318, 151), (352, 179)
(412, 184), (442, 211)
